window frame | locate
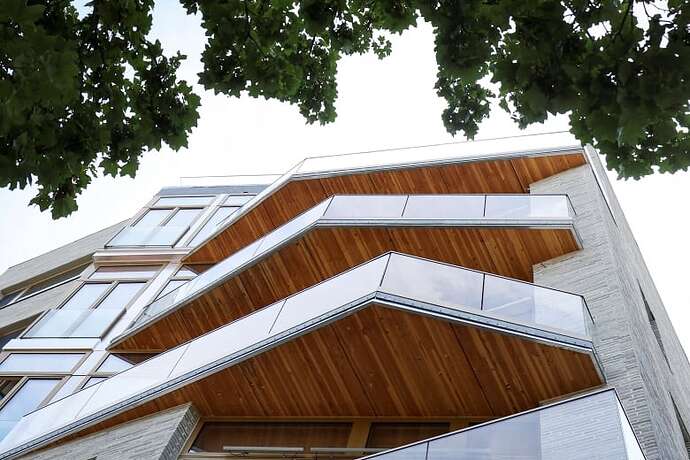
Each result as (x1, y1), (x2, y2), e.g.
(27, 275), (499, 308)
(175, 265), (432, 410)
(0, 264), (88, 311)
(0, 351), (89, 377)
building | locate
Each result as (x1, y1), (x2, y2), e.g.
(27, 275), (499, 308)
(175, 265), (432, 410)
(0, 132), (687, 459)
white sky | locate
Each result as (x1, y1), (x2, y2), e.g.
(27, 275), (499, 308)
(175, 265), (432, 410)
(1, 4), (689, 353)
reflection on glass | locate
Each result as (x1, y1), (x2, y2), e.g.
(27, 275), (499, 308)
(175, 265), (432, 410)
(0, 379), (60, 440)
(89, 266), (159, 281)
(61, 284), (109, 310)
(403, 195), (485, 219)
(156, 280), (188, 300)
(482, 276), (587, 337)
(96, 355), (133, 374)
(132, 209), (170, 228)
(0, 354), (83, 374)
(155, 196), (213, 207)
(69, 309), (122, 338)
(485, 195), (569, 219)
(381, 254), (483, 312)
(371, 391), (645, 460)
(224, 195), (253, 206)
(82, 377), (107, 389)
(323, 195), (407, 219)
(167, 208), (202, 229)
(109, 226), (190, 247)
(189, 207), (238, 247)
(96, 283), (144, 310)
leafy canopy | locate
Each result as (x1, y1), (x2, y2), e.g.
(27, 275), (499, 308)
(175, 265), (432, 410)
(2, 0), (689, 218)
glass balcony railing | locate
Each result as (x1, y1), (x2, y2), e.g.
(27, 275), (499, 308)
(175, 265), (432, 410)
(0, 253), (596, 460)
(359, 389), (644, 460)
(121, 194), (577, 341)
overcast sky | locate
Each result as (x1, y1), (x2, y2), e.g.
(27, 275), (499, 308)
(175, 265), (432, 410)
(1, 3), (689, 353)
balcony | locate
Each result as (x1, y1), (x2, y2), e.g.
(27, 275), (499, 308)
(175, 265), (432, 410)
(185, 132), (585, 264)
(111, 194), (581, 352)
(0, 253), (602, 460)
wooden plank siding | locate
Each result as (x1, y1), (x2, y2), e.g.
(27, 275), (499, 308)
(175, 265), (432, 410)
(69, 305), (602, 447)
(185, 153), (586, 265)
(114, 226), (579, 352)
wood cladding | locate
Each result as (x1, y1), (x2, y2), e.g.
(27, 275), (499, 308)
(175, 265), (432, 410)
(186, 153), (586, 264)
(115, 226), (579, 352)
(73, 305), (602, 447)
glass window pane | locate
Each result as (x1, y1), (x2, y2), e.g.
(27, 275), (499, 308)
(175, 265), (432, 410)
(482, 276), (587, 337)
(223, 195), (252, 206)
(109, 225), (189, 247)
(69, 309), (122, 338)
(0, 330), (22, 350)
(189, 207), (238, 247)
(380, 254), (484, 312)
(95, 283), (145, 310)
(0, 292), (21, 310)
(367, 423), (449, 449)
(89, 266), (159, 281)
(96, 355), (133, 374)
(190, 422), (351, 453)
(323, 195), (407, 219)
(24, 310), (87, 338)
(61, 284), (110, 310)
(0, 354), (83, 373)
(403, 196), (485, 219)
(165, 208), (202, 229)
(82, 377), (107, 389)
(155, 196), (213, 207)
(156, 280), (187, 300)
(484, 195), (569, 219)
(176, 266), (198, 278)
(132, 209), (171, 228)
(0, 379), (61, 439)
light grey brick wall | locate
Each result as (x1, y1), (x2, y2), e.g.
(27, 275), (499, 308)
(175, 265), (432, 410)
(532, 159), (690, 460)
(20, 404), (199, 460)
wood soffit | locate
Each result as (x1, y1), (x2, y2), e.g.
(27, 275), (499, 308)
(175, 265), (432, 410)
(185, 153), (586, 265)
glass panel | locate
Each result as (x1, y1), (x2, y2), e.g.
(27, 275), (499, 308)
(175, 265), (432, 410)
(96, 355), (132, 374)
(323, 195), (407, 219)
(89, 266), (159, 281)
(169, 301), (283, 379)
(224, 195), (253, 206)
(403, 195), (485, 219)
(482, 275), (587, 337)
(381, 255), (484, 312)
(0, 379), (60, 439)
(61, 284), (110, 310)
(132, 209), (170, 228)
(0, 354), (83, 374)
(364, 442), (428, 460)
(484, 195), (570, 219)
(109, 225), (189, 247)
(156, 280), (188, 300)
(270, 256), (388, 335)
(82, 377), (107, 389)
(165, 208), (202, 229)
(24, 310), (87, 338)
(0, 330), (21, 350)
(155, 196), (213, 207)
(95, 283), (144, 310)
(367, 423), (449, 449)
(189, 207), (238, 247)
(0, 379), (20, 399)
(69, 309), (122, 338)
(176, 266), (198, 278)
(190, 422), (351, 453)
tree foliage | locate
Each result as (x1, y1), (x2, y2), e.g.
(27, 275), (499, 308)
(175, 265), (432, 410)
(2, 0), (689, 218)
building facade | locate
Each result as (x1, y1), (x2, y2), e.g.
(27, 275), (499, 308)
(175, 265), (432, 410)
(0, 133), (687, 459)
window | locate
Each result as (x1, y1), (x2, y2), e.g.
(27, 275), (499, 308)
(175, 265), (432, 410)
(0, 265), (86, 310)
(89, 266), (160, 281)
(82, 376), (107, 389)
(0, 353), (84, 374)
(639, 282), (671, 369)
(188, 206), (240, 247)
(155, 266), (198, 300)
(0, 328), (22, 350)
(0, 378), (61, 439)
(108, 196), (211, 247)
(25, 282), (145, 339)
(190, 422), (352, 454)
(80, 353), (155, 389)
(366, 423), (449, 449)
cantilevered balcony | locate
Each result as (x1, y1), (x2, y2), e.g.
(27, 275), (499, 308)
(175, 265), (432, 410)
(355, 389), (644, 460)
(0, 253), (602, 460)
(186, 133), (585, 264)
(110, 193), (581, 352)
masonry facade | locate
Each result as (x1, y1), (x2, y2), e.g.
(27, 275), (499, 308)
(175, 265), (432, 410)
(0, 135), (686, 459)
